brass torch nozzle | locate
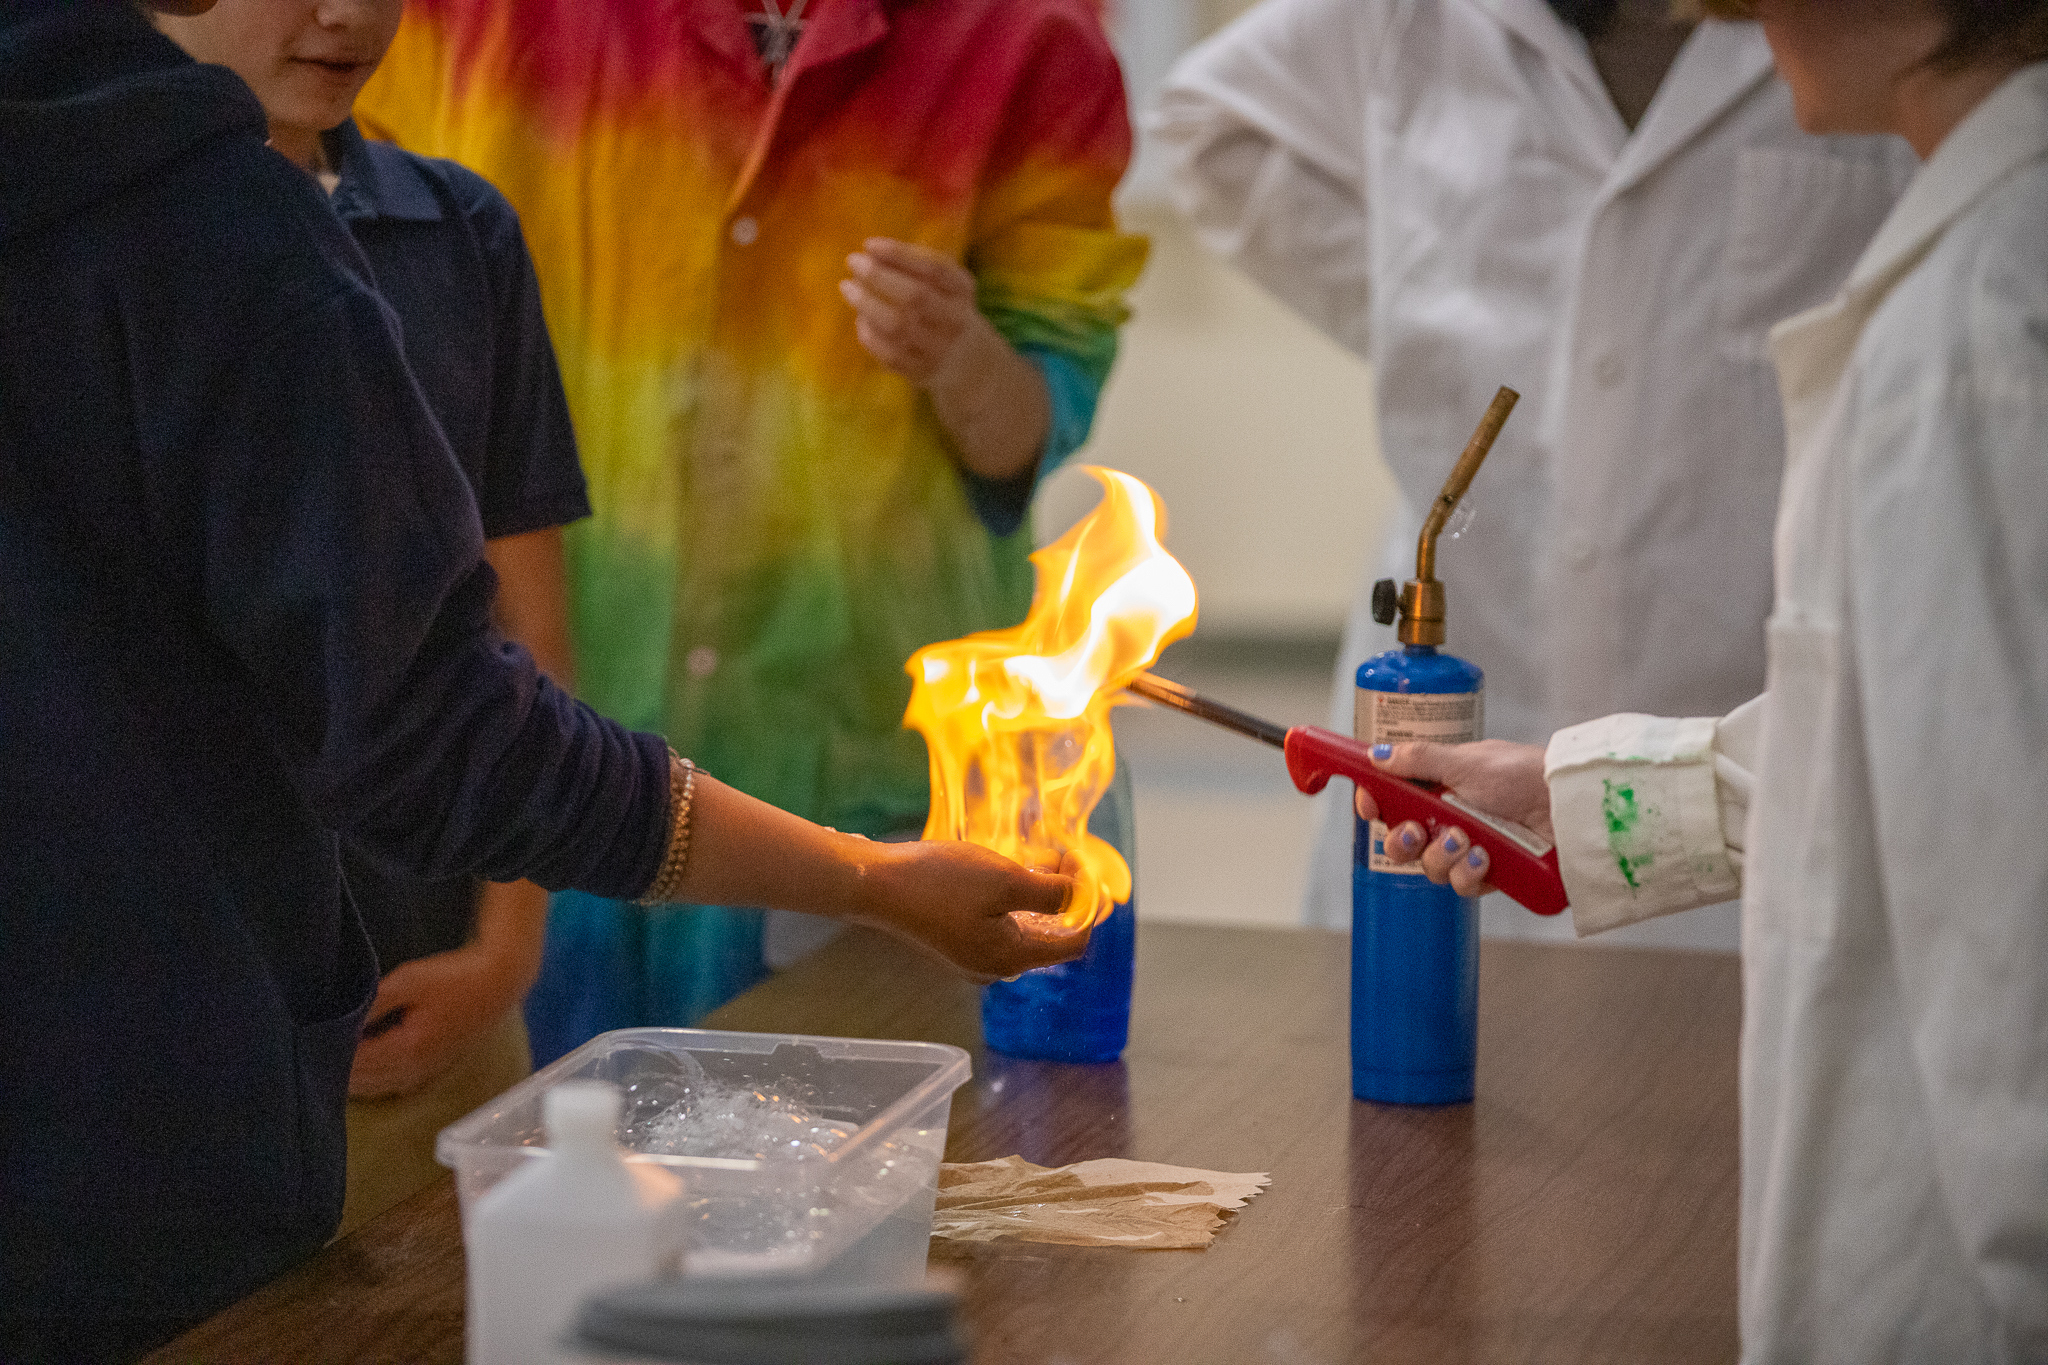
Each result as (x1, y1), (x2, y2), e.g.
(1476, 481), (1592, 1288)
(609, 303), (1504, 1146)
(1373, 387), (1519, 647)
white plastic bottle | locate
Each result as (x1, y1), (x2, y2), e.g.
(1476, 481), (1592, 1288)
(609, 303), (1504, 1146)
(465, 1081), (687, 1365)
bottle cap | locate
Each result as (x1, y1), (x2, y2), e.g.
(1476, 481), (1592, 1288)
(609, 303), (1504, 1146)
(544, 1080), (622, 1153)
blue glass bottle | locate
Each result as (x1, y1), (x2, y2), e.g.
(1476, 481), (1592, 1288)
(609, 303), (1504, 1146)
(1352, 645), (1483, 1104)
(981, 761), (1136, 1064)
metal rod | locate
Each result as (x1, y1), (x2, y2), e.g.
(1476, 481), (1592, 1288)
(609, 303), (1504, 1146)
(1125, 673), (1289, 749)
(1416, 386), (1519, 582)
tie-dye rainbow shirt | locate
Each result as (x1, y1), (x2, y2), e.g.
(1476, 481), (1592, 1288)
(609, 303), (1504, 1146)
(358, 0), (1147, 832)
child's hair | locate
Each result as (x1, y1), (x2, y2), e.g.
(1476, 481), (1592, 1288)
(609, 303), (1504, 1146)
(1692, 0), (2048, 70)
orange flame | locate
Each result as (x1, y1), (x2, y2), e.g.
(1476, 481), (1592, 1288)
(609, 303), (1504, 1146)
(904, 468), (1198, 929)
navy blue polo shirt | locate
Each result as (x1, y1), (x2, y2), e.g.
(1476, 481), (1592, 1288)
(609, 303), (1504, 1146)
(322, 119), (593, 973)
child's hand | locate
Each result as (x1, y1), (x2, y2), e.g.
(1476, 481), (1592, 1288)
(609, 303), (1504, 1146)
(1354, 739), (1551, 899)
(659, 773), (1081, 979)
(347, 942), (529, 1098)
(840, 238), (986, 388)
(839, 237), (1051, 481)
(854, 838), (1086, 981)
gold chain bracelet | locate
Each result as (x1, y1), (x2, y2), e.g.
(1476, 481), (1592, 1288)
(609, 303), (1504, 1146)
(636, 749), (697, 905)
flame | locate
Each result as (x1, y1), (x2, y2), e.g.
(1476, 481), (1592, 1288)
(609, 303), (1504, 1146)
(904, 468), (1198, 929)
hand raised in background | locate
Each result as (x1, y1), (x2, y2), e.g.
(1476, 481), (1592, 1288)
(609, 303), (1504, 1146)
(840, 237), (1050, 481)
(841, 237), (983, 386)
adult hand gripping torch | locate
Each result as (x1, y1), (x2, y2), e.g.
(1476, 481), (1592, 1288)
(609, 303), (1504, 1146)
(1121, 673), (1567, 917)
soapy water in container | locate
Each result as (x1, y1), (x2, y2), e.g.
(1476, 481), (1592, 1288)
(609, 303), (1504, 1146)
(611, 1048), (856, 1162)
(599, 1049), (881, 1271)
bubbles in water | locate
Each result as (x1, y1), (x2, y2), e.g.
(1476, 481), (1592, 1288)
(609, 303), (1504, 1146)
(594, 1048), (948, 1272)
(631, 1074), (859, 1261)
(599, 1047), (714, 1148)
(638, 1080), (854, 1163)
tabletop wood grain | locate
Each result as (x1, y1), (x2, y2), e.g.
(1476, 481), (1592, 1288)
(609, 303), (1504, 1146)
(147, 924), (1740, 1365)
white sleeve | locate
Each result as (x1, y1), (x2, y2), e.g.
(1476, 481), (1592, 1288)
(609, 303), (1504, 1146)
(1850, 264), (2048, 1339)
(1148, 0), (1378, 358)
(1544, 700), (1760, 936)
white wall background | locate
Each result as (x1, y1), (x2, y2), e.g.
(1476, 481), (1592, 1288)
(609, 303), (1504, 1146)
(1036, 2), (1396, 638)
(1036, 210), (1395, 635)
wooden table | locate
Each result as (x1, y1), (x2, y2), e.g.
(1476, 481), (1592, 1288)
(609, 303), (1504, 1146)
(150, 925), (1741, 1364)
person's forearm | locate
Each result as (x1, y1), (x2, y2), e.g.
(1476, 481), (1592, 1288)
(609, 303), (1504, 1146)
(469, 528), (591, 942)
(484, 527), (576, 691)
(665, 773), (886, 921)
(927, 320), (1051, 482)
(472, 875), (549, 989)
(648, 769), (1084, 981)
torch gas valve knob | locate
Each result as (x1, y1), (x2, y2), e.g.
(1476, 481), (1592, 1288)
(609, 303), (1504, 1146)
(1371, 578), (1399, 626)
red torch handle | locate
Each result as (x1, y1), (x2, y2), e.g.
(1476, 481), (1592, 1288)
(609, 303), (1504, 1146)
(1281, 726), (1568, 917)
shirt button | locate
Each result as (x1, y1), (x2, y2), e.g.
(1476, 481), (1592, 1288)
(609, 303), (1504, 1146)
(1592, 352), (1624, 387)
(729, 216), (759, 246)
(686, 646), (719, 678)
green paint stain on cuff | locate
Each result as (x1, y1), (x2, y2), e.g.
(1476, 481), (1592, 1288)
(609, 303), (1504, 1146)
(1601, 779), (1654, 891)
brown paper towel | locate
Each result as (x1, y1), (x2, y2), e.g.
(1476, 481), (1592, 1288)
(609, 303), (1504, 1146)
(932, 1156), (1271, 1249)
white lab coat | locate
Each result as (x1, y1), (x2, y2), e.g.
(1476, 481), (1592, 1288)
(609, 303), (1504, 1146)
(1544, 64), (2048, 1361)
(1151, 0), (1916, 936)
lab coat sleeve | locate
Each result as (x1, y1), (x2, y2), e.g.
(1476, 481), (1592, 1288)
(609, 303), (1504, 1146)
(1544, 701), (1758, 936)
(1849, 281), (2048, 1340)
(1149, 0), (1378, 357)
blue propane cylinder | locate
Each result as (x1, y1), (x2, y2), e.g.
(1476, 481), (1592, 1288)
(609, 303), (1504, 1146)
(1352, 645), (1484, 1104)
(981, 761), (1137, 1064)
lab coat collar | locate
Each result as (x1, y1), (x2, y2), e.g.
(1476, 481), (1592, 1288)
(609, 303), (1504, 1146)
(1473, 4), (1776, 193)
(1472, 0), (1630, 170)
(1771, 62), (2048, 456)
(1472, 0), (1608, 114)
(1845, 60), (2048, 298)
(1603, 21), (1774, 199)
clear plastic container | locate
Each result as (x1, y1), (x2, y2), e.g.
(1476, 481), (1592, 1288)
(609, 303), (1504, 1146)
(438, 1028), (970, 1286)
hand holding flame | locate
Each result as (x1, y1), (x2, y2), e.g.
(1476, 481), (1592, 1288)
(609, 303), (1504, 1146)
(633, 768), (1089, 981)
(852, 841), (1088, 982)
(905, 469), (1198, 930)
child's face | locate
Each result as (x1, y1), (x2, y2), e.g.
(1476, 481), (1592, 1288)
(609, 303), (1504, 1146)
(160, 0), (402, 150)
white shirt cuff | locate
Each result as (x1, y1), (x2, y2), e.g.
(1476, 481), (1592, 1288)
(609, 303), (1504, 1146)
(1545, 714), (1743, 937)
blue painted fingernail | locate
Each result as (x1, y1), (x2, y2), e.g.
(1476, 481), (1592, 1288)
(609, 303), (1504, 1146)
(1371, 744), (1392, 761)
(1467, 848), (1486, 868)
(1399, 827), (1421, 850)
(1443, 833), (1462, 853)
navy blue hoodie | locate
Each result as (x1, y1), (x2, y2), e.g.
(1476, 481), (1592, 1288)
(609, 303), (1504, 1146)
(0, 0), (669, 1335)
